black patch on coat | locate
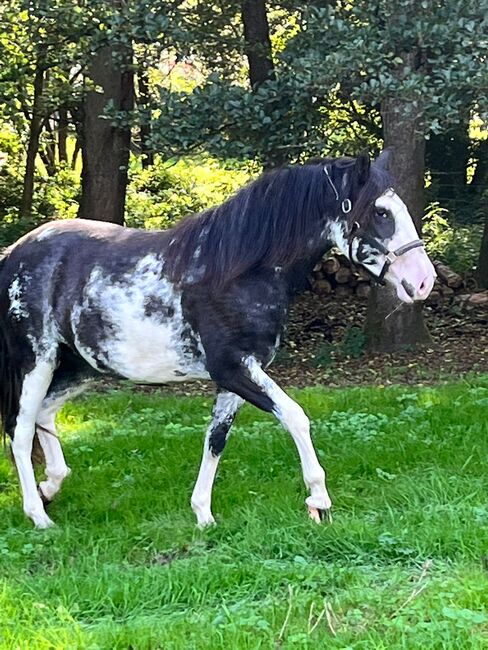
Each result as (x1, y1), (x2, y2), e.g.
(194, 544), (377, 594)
(143, 297), (175, 319)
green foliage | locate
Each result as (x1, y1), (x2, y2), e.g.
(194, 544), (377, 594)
(125, 156), (254, 230)
(311, 326), (367, 368)
(0, 159), (79, 247)
(423, 202), (482, 272)
(289, 1), (488, 133)
(0, 379), (487, 646)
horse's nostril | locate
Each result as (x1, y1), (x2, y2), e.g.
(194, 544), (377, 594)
(417, 276), (432, 297)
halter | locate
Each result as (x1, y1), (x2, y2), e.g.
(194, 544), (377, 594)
(323, 166), (424, 285)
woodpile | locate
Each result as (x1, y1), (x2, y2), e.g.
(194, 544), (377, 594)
(310, 253), (467, 302)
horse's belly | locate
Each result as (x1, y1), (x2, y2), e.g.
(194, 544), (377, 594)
(87, 318), (209, 383)
(71, 259), (209, 384)
(111, 319), (208, 383)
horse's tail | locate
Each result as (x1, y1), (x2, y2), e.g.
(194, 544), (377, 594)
(0, 254), (46, 465)
(0, 255), (20, 441)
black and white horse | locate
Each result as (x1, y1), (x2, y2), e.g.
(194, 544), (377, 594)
(0, 152), (435, 529)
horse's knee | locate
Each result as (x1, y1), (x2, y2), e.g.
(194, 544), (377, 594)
(281, 401), (309, 435)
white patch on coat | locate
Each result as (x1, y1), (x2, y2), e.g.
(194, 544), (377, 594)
(36, 381), (92, 501)
(11, 360), (56, 529)
(8, 276), (29, 320)
(73, 255), (208, 383)
(35, 226), (57, 241)
(324, 221), (349, 256)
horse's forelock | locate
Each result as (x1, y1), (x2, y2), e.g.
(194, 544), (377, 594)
(346, 163), (394, 230)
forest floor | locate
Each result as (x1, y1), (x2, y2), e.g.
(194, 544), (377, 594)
(275, 292), (488, 388)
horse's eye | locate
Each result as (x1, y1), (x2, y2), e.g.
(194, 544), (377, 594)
(375, 210), (389, 219)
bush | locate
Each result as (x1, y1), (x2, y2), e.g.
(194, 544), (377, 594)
(423, 202), (482, 273)
(125, 156), (255, 230)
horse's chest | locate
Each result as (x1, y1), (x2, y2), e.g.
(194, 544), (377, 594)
(72, 261), (208, 383)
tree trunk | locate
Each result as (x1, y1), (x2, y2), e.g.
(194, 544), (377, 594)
(241, 0), (284, 168)
(477, 215), (488, 288)
(365, 91), (432, 352)
(78, 43), (134, 225)
(41, 118), (57, 177)
(470, 139), (488, 196)
(241, 0), (274, 88)
(20, 63), (45, 219)
(137, 59), (154, 169)
(58, 107), (69, 164)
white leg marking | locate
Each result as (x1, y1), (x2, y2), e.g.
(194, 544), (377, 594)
(243, 357), (332, 515)
(191, 392), (243, 527)
(11, 361), (55, 529)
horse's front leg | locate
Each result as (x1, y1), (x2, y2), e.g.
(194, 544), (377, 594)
(191, 391), (244, 527)
(214, 356), (332, 523)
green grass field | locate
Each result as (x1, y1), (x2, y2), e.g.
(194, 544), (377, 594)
(0, 378), (487, 649)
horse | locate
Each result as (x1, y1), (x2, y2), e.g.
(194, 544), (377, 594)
(0, 151), (435, 529)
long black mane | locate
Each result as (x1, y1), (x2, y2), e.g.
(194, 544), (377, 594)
(165, 157), (393, 290)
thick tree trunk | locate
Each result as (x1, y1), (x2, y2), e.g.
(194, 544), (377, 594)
(137, 60), (154, 169)
(20, 63), (45, 219)
(78, 43), (134, 225)
(365, 93), (432, 352)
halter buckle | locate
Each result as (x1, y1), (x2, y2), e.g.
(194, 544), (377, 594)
(341, 199), (352, 214)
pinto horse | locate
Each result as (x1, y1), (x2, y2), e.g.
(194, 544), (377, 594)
(0, 152), (435, 529)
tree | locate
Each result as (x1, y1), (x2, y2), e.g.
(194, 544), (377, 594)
(285, 0), (488, 350)
(78, 43), (134, 224)
(241, 0), (274, 88)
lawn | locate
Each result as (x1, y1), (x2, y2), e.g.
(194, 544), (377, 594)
(0, 378), (487, 649)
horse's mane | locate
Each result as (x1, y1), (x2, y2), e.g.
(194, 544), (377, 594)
(164, 158), (392, 290)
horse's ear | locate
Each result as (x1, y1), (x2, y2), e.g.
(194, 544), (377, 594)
(375, 147), (394, 172)
(354, 152), (371, 185)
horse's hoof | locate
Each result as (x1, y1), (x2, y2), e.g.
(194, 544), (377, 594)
(34, 514), (55, 530)
(308, 505), (332, 524)
(197, 517), (216, 529)
(37, 484), (53, 508)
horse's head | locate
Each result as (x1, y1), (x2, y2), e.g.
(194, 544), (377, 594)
(325, 151), (436, 303)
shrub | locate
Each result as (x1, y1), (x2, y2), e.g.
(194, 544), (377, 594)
(125, 156), (255, 230)
(423, 202), (482, 273)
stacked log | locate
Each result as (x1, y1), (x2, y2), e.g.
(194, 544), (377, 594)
(311, 253), (465, 302)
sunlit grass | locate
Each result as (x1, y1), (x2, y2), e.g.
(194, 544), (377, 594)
(1, 378), (487, 648)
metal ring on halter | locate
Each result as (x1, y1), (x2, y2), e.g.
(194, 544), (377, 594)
(341, 199), (352, 214)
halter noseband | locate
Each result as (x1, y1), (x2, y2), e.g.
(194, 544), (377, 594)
(347, 221), (424, 285)
(323, 166), (424, 285)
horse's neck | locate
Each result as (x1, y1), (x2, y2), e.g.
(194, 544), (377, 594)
(285, 242), (333, 295)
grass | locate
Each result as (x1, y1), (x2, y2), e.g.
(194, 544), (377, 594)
(0, 378), (487, 649)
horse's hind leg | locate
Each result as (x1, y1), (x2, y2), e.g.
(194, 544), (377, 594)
(37, 354), (96, 503)
(11, 359), (56, 529)
(36, 409), (71, 504)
